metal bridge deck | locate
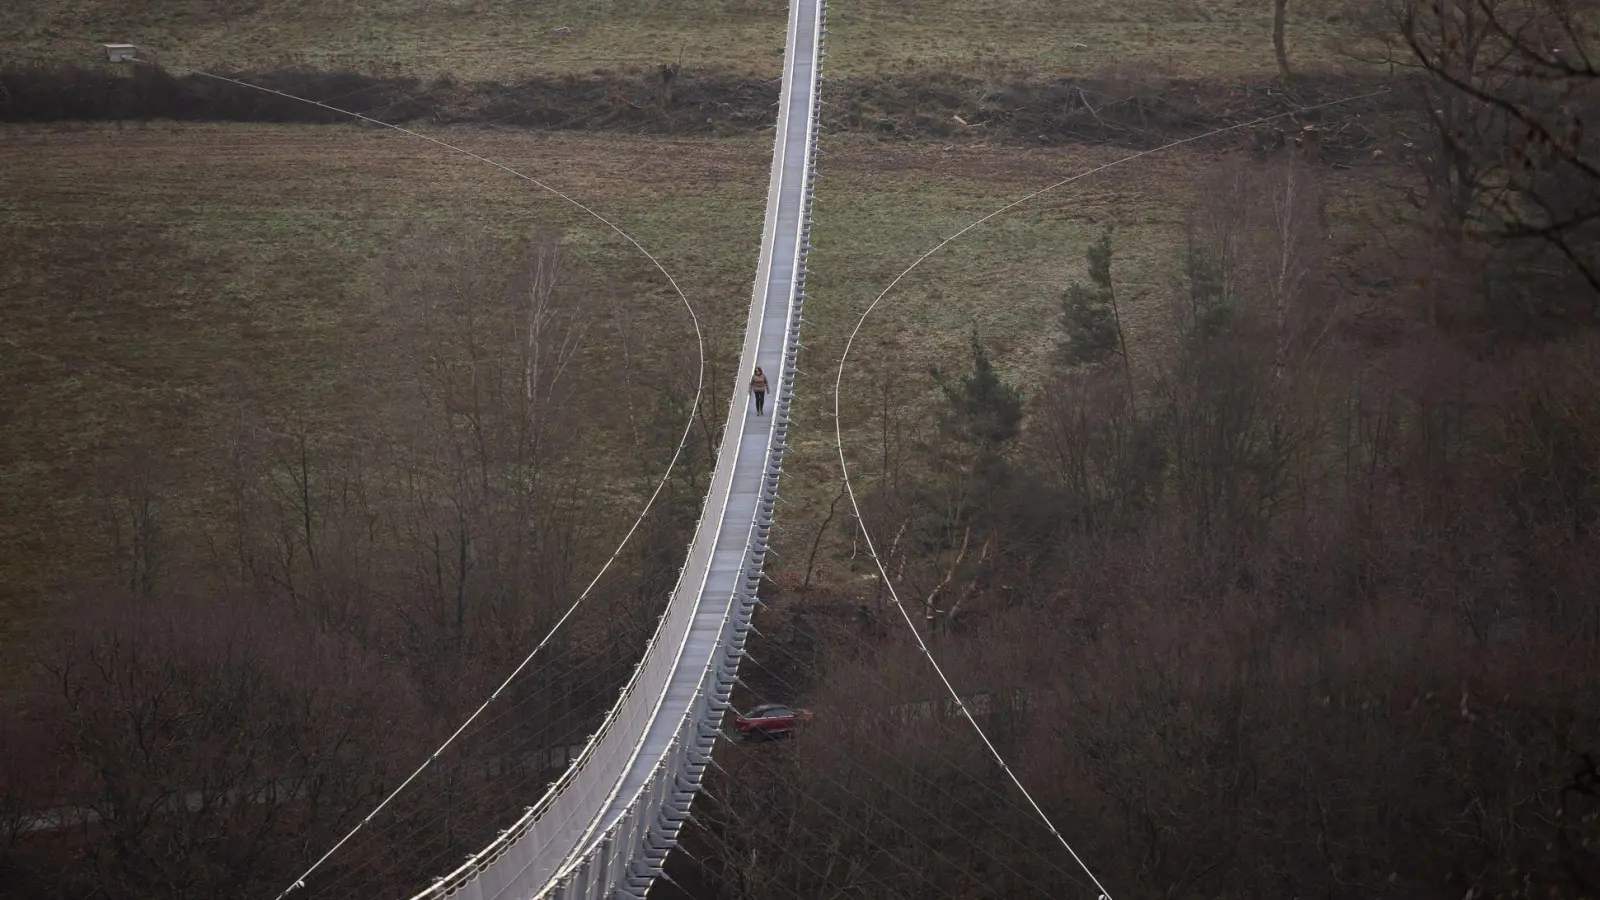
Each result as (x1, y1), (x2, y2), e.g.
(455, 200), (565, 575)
(595, 0), (817, 840)
(411, 0), (823, 897)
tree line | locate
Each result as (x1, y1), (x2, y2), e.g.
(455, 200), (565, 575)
(678, 1), (1600, 895)
(5, 0), (1600, 896)
(0, 227), (718, 900)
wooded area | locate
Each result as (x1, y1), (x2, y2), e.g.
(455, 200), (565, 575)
(679, 2), (1600, 895)
(0, 223), (719, 898)
(3, 0), (1599, 897)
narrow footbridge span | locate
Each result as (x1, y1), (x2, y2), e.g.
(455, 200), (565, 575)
(410, 2), (825, 898)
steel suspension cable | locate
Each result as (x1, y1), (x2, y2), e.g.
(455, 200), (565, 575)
(734, 601), (1110, 881)
(729, 659), (1080, 898)
(831, 88), (1393, 900)
(733, 594), (1107, 880)
(125, 60), (711, 900)
(698, 750), (974, 900)
(735, 650), (1089, 894)
(293, 634), (651, 899)
(688, 785), (874, 900)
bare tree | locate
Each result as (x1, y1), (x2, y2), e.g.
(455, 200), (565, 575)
(659, 51), (683, 110)
(1034, 370), (1163, 533)
(373, 225), (605, 684)
(220, 424), (385, 639)
(1363, 0), (1600, 313)
(36, 596), (408, 900)
(512, 230), (589, 464)
(800, 485), (848, 600)
(97, 444), (165, 601)
(1361, 0), (1512, 240)
(1274, 0), (1293, 81)
(1263, 158), (1329, 379)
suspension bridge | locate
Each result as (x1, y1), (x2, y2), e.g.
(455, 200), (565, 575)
(123, 0), (1369, 889)
(381, 2), (827, 897)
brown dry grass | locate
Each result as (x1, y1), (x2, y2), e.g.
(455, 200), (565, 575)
(0, 118), (1400, 659)
(0, 0), (791, 79)
(832, 0), (1371, 79)
(2, 0), (1371, 80)
(774, 132), (1395, 551)
(0, 122), (771, 650)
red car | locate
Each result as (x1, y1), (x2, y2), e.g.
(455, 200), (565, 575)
(732, 703), (814, 741)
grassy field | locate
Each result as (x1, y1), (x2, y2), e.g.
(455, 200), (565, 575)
(771, 131), (1392, 565)
(0, 0), (791, 79)
(0, 123), (771, 643)
(831, 0), (1364, 79)
(3, 0), (1362, 80)
(0, 116), (1394, 636)
(0, 0), (1386, 648)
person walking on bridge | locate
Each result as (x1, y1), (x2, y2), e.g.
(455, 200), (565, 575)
(749, 366), (769, 416)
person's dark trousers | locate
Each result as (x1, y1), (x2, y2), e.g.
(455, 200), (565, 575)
(754, 392), (765, 415)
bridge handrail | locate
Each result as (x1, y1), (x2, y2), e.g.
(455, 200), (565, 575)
(408, 1), (824, 897)
(539, 10), (822, 873)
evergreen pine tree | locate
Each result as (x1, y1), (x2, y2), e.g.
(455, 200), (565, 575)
(932, 329), (1023, 458)
(1183, 233), (1234, 343)
(1060, 228), (1122, 366)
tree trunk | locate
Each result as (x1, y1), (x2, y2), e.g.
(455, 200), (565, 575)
(1273, 0), (1292, 82)
(800, 487), (846, 600)
(1106, 258), (1138, 416)
(660, 63), (679, 110)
